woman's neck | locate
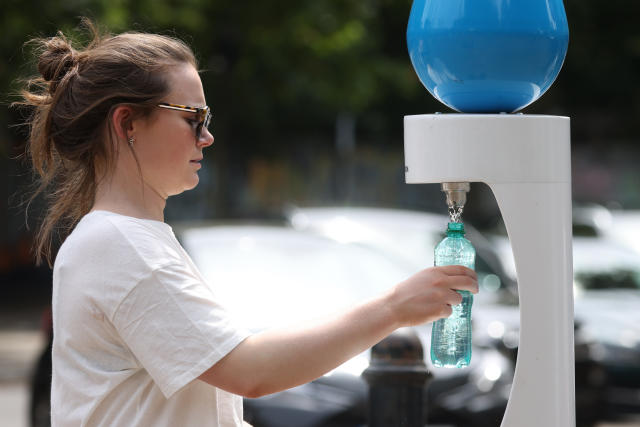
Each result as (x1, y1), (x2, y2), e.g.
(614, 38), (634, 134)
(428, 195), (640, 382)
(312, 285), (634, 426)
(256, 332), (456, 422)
(92, 164), (167, 222)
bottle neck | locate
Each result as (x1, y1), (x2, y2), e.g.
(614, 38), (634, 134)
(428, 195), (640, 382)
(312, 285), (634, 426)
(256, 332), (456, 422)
(446, 222), (465, 237)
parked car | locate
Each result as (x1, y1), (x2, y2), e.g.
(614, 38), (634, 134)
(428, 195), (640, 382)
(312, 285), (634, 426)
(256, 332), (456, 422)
(491, 233), (640, 419)
(286, 206), (608, 426)
(572, 204), (614, 238)
(558, 204), (640, 259)
(605, 210), (640, 257)
(572, 237), (640, 417)
(287, 206), (518, 306)
(175, 222), (515, 427)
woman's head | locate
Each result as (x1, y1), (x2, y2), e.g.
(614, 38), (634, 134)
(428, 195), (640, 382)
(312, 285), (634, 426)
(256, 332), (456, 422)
(18, 19), (204, 265)
(118, 62), (214, 198)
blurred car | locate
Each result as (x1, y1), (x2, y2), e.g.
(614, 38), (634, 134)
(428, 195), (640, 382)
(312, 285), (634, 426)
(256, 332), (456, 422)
(572, 237), (640, 417)
(287, 206), (518, 306)
(568, 204), (640, 258)
(286, 206), (608, 426)
(605, 210), (640, 257)
(572, 204), (615, 238)
(492, 233), (640, 419)
(176, 222), (515, 427)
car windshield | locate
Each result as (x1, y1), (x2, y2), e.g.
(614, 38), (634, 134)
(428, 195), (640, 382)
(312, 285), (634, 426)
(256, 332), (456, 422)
(575, 269), (640, 291)
(573, 237), (640, 291)
(289, 208), (445, 269)
(179, 226), (411, 331)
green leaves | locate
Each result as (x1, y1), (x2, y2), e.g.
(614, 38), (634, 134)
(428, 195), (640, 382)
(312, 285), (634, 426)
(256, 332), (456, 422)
(5, 0), (640, 152)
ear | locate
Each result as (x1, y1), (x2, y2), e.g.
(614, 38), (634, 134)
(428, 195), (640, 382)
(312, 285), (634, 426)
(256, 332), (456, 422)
(111, 105), (135, 142)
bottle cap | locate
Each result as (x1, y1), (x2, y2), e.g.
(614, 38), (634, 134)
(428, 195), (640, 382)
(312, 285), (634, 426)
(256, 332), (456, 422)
(447, 222), (465, 233)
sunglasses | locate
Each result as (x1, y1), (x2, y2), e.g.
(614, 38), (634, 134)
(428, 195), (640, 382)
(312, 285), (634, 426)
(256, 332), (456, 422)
(157, 102), (212, 141)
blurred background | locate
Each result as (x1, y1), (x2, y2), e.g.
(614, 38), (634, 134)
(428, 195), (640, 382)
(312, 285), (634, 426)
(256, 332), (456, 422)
(1, 0), (639, 426)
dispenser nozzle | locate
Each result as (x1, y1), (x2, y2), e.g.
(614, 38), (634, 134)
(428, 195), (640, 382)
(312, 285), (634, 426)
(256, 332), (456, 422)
(441, 182), (470, 222)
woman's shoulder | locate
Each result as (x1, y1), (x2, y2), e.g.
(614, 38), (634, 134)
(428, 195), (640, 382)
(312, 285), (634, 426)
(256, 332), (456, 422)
(53, 211), (190, 322)
(57, 210), (182, 271)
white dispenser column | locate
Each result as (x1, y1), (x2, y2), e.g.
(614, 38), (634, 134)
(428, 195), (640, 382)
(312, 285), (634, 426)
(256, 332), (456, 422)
(404, 114), (575, 427)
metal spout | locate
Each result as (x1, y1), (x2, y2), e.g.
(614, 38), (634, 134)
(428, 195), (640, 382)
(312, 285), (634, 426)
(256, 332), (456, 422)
(441, 182), (470, 222)
(441, 182), (470, 208)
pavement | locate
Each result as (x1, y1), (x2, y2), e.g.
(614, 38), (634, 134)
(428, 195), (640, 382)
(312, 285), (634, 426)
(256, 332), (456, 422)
(0, 304), (46, 427)
(0, 381), (30, 427)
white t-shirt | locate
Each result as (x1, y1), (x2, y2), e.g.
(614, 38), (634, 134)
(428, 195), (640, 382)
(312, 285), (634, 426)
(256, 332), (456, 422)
(51, 210), (252, 427)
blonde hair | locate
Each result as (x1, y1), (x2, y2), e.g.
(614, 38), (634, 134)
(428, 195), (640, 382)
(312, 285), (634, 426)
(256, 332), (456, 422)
(16, 19), (197, 266)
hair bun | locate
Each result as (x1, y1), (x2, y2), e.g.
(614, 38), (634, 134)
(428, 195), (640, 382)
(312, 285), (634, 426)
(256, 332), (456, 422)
(37, 34), (78, 93)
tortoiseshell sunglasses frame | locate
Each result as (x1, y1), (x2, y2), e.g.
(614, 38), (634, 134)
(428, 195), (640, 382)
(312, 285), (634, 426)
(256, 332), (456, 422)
(157, 102), (212, 141)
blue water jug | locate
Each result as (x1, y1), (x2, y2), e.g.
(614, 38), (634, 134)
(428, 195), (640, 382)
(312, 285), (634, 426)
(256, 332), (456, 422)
(407, 0), (569, 113)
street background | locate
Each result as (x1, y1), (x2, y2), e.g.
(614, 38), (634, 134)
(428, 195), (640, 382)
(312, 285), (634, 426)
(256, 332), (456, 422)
(2, 0), (640, 426)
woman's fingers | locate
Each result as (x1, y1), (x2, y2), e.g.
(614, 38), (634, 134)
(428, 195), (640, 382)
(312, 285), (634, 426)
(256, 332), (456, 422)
(438, 264), (477, 279)
(439, 272), (478, 294)
(457, 276), (479, 294)
(440, 305), (453, 318)
(389, 265), (479, 327)
(446, 289), (464, 306)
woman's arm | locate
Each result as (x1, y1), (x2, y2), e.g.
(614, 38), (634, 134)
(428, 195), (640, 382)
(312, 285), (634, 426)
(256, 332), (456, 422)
(198, 265), (477, 398)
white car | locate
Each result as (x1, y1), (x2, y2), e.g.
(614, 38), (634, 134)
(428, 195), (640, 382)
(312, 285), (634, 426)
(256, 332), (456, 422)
(572, 204), (640, 257)
(287, 206), (516, 304)
(605, 210), (640, 257)
(491, 231), (640, 414)
(176, 223), (408, 333)
(174, 222), (515, 427)
(285, 206), (611, 424)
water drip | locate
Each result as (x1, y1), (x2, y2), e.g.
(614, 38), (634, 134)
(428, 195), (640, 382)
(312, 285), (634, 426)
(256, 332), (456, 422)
(448, 205), (464, 223)
(441, 182), (470, 223)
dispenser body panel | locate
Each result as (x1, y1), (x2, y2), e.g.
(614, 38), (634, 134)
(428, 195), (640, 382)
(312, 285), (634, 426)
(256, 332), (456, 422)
(404, 114), (575, 427)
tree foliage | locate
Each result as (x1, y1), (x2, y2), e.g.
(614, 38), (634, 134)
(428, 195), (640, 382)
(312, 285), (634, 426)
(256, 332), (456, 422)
(1, 0), (639, 268)
(3, 0), (639, 154)
(2, 0), (639, 227)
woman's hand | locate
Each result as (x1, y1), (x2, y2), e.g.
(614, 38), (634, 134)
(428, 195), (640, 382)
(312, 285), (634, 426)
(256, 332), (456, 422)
(386, 265), (478, 327)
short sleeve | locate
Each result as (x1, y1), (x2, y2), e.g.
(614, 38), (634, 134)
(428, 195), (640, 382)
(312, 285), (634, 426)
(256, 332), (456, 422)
(112, 262), (251, 398)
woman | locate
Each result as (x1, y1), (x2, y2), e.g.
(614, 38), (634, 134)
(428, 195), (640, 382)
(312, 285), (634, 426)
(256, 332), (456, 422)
(18, 21), (478, 427)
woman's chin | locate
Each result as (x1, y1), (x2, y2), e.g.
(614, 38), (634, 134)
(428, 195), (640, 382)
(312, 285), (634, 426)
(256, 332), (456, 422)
(170, 176), (200, 196)
(185, 175), (200, 191)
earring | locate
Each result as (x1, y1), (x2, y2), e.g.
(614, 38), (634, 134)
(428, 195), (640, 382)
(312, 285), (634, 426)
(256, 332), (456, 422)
(128, 137), (135, 145)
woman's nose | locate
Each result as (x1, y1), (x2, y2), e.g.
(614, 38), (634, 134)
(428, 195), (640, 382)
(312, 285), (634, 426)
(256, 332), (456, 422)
(198, 128), (214, 147)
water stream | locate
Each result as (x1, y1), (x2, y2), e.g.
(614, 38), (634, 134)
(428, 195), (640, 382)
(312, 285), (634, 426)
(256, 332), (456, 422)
(448, 205), (464, 223)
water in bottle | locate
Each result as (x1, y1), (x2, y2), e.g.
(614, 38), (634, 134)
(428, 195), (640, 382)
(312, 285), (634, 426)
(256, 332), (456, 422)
(430, 221), (476, 368)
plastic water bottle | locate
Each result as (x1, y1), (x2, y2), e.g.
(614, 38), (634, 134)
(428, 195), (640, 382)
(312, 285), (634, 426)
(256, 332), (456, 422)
(430, 222), (476, 368)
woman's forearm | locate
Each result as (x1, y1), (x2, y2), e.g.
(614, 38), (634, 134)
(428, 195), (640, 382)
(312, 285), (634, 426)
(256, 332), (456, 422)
(201, 290), (399, 398)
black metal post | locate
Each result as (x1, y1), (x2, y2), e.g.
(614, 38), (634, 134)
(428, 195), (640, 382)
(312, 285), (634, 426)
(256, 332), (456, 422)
(362, 328), (432, 427)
